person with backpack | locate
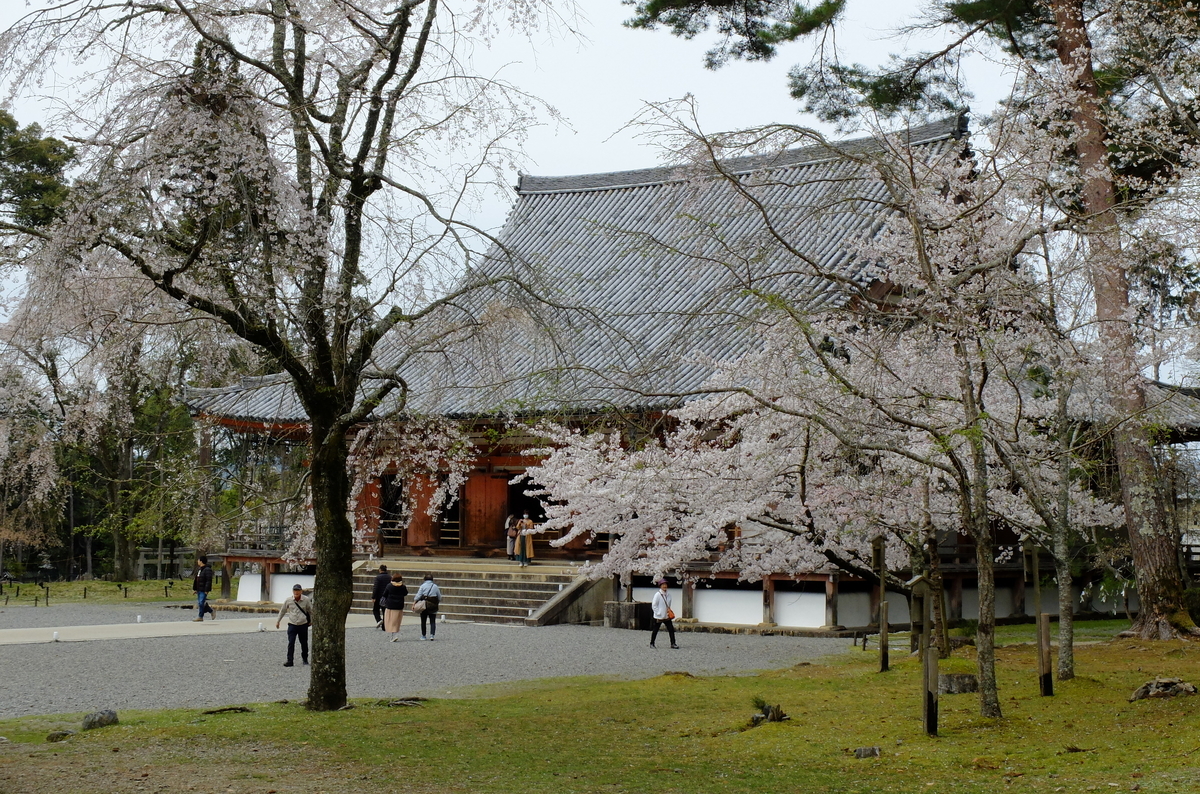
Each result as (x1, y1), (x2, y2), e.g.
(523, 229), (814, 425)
(413, 574), (442, 640)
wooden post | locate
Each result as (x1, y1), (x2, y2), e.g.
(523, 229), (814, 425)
(1025, 541), (1042, 615)
(924, 631), (939, 736)
(871, 536), (886, 626)
(879, 600), (890, 673)
(221, 561), (232, 599)
(823, 574), (840, 629)
(918, 587), (937, 736)
(1012, 573), (1026, 617)
(681, 578), (695, 619)
(761, 577), (776, 625)
(1037, 612), (1054, 697)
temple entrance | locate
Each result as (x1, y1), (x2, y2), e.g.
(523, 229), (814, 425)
(506, 480), (546, 523)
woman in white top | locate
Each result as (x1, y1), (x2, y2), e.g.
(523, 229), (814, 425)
(650, 580), (679, 649)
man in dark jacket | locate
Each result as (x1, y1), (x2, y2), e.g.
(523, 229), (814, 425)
(192, 555), (215, 621)
(371, 564), (390, 630)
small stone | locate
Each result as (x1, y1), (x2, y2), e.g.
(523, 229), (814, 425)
(854, 746), (881, 759)
(0, 737), (9, 743)
(82, 709), (119, 730)
(45, 730), (75, 743)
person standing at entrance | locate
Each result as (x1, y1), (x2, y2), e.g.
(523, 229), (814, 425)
(515, 512), (535, 568)
(276, 584), (313, 666)
(650, 580), (679, 649)
(371, 564), (391, 629)
(505, 515), (518, 560)
(192, 555), (215, 622)
(414, 574), (441, 640)
(381, 573), (408, 642)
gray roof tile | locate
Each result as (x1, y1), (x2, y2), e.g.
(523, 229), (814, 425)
(187, 118), (977, 424)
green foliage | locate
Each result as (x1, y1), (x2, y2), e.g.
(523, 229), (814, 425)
(0, 109), (73, 227)
(624, 0), (844, 69)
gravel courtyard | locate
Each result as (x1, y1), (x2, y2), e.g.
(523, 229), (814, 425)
(0, 603), (850, 718)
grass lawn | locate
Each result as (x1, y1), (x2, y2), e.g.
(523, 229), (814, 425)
(0, 579), (227, 606)
(2, 622), (1197, 793)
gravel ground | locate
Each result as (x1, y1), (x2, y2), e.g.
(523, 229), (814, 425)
(0, 603), (849, 718)
(0, 602), (193, 629)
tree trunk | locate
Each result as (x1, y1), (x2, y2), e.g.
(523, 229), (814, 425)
(957, 341), (1002, 718)
(1054, 392), (1075, 680)
(1054, 549), (1075, 680)
(306, 423), (354, 711)
(1049, 0), (1195, 639)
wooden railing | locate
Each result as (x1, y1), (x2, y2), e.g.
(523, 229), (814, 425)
(227, 525), (287, 553)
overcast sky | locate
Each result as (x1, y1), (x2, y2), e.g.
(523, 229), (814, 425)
(1, 0), (1009, 230)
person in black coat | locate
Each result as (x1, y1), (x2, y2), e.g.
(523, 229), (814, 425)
(380, 573), (409, 641)
(192, 555), (215, 622)
(371, 564), (391, 630)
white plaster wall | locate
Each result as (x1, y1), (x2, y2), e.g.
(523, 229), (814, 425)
(774, 590), (827, 628)
(632, 586), (682, 611)
(836, 589), (909, 627)
(269, 574), (315, 603)
(693, 588), (762, 625)
(235, 573), (261, 603)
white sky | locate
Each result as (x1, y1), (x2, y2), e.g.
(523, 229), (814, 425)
(0, 1), (1010, 232)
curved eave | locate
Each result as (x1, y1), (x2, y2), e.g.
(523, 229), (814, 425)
(193, 412), (310, 440)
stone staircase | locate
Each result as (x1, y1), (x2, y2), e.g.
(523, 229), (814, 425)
(351, 558), (583, 625)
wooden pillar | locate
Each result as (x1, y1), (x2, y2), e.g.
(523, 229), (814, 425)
(681, 579), (695, 619)
(871, 536), (885, 626)
(823, 574), (840, 629)
(761, 578), (776, 626)
(221, 561), (232, 599)
(948, 576), (963, 623)
(261, 563), (273, 602)
(879, 600), (890, 673)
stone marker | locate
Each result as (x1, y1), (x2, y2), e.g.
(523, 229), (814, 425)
(46, 730), (75, 742)
(1129, 678), (1197, 702)
(938, 673), (979, 694)
(854, 746), (881, 759)
(82, 710), (119, 730)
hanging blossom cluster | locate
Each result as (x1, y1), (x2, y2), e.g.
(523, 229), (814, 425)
(346, 417), (474, 548)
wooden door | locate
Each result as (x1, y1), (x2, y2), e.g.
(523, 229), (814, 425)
(463, 473), (509, 548)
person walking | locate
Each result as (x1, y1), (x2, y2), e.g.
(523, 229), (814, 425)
(414, 574), (442, 640)
(380, 573), (409, 642)
(515, 512), (535, 568)
(371, 564), (391, 630)
(276, 584), (313, 666)
(650, 580), (679, 649)
(192, 555), (215, 622)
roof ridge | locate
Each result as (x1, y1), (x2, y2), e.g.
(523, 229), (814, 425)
(517, 115), (966, 195)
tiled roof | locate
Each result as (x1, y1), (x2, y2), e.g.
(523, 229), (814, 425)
(186, 118), (970, 425)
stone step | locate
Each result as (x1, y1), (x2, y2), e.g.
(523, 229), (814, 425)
(348, 557), (583, 623)
(354, 595), (555, 611)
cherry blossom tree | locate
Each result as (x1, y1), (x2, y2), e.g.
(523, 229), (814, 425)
(624, 0), (1200, 641)
(0, 0), (568, 710)
(526, 111), (1125, 717)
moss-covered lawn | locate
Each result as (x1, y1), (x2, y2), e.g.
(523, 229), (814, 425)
(0, 579), (224, 606)
(2, 626), (1197, 793)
